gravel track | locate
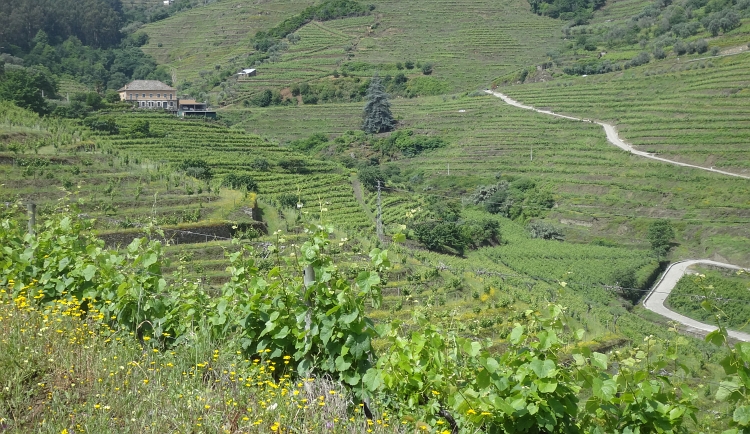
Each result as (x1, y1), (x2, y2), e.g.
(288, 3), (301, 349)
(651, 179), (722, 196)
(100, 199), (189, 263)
(485, 90), (750, 180)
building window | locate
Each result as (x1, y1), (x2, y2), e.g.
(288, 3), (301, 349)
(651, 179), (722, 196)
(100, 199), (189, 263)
(142, 93), (145, 97)
(150, 94), (153, 98)
(169, 94), (173, 100)
(157, 94), (160, 98)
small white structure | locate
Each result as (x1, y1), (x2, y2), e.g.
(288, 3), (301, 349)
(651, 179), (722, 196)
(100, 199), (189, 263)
(163, 0), (174, 5)
(237, 68), (257, 79)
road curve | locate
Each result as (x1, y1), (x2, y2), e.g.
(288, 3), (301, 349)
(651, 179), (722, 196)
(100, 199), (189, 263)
(484, 90), (750, 180)
(642, 260), (750, 342)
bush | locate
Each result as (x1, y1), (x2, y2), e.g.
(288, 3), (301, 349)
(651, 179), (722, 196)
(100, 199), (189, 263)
(357, 166), (385, 191)
(626, 52), (651, 68)
(653, 47), (667, 59)
(278, 158), (307, 173)
(302, 94), (318, 105)
(673, 40), (688, 55)
(277, 193), (300, 208)
(404, 60), (415, 69)
(693, 39), (709, 54)
(84, 116), (119, 135)
(249, 158), (270, 171)
(527, 221), (564, 240)
(421, 63), (433, 75)
(411, 221), (468, 255)
(179, 158), (213, 181)
(222, 173), (258, 191)
(252, 89), (273, 107)
(290, 133), (329, 152)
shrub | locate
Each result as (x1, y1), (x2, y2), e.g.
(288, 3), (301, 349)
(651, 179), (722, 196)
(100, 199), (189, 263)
(411, 221), (468, 255)
(673, 40), (688, 55)
(222, 173), (258, 191)
(357, 166), (385, 191)
(528, 221), (564, 240)
(421, 62), (433, 75)
(626, 52), (651, 68)
(693, 38), (709, 54)
(302, 94), (318, 105)
(277, 193), (300, 208)
(179, 158), (213, 181)
(653, 47), (667, 59)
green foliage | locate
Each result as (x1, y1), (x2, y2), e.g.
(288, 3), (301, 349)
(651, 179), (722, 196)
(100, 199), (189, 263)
(373, 130), (447, 157)
(405, 77), (450, 97)
(214, 227), (389, 389)
(697, 274), (750, 433)
(668, 271), (750, 330)
(365, 305), (697, 432)
(222, 173), (258, 192)
(277, 193), (301, 209)
(0, 207), (389, 393)
(609, 267), (641, 303)
(528, 0), (604, 21)
(412, 221), (468, 255)
(11, 30), (168, 91)
(0, 68), (57, 116)
(278, 158), (308, 174)
(362, 75), (395, 134)
(358, 166), (386, 192)
(83, 116), (119, 135)
(473, 178), (554, 220)
(0, 1), (124, 50)
(528, 221), (565, 241)
(462, 218), (501, 249)
(179, 158), (213, 181)
(647, 219), (674, 259)
(257, 0), (370, 42)
(290, 132), (329, 152)
(126, 119), (152, 139)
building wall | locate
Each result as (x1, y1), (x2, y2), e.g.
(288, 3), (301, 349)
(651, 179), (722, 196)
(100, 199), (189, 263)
(119, 90), (177, 109)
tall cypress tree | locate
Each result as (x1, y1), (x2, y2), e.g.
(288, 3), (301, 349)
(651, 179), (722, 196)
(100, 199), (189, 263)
(362, 74), (394, 134)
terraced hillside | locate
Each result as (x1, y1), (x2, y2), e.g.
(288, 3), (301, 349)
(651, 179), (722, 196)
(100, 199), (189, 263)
(96, 112), (372, 230)
(141, 0), (562, 93)
(502, 52), (750, 174)
(225, 91), (750, 264)
(140, 0), (317, 83)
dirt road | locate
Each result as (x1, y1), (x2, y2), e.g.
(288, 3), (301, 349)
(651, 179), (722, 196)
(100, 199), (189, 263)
(642, 260), (750, 342)
(485, 90), (750, 180)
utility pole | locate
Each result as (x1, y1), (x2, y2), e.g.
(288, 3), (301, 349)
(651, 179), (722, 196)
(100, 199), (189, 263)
(376, 180), (383, 241)
(27, 202), (36, 236)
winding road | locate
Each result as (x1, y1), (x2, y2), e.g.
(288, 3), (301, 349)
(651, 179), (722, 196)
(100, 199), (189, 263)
(485, 90), (750, 180)
(485, 90), (750, 341)
(642, 260), (750, 342)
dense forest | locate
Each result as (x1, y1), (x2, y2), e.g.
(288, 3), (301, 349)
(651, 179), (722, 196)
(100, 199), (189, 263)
(0, 0), (171, 93)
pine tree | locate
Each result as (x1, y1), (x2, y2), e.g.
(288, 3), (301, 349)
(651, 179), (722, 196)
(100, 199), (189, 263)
(362, 74), (394, 134)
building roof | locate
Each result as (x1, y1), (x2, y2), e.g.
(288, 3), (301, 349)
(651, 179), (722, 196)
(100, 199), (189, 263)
(238, 68), (256, 74)
(118, 80), (176, 92)
(180, 99), (204, 105)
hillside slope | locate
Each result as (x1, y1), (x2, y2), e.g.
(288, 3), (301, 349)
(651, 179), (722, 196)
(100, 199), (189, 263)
(140, 0), (563, 94)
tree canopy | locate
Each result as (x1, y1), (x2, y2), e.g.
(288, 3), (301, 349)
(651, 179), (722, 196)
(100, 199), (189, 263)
(0, 0), (125, 50)
(0, 68), (57, 115)
(362, 75), (395, 134)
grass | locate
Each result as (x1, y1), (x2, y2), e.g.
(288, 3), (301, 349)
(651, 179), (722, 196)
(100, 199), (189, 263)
(141, 0), (564, 98)
(0, 289), (398, 433)
(140, 0), (319, 83)
(502, 52), (750, 174)
(666, 266), (750, 331)
(224, 92), (750, 266)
